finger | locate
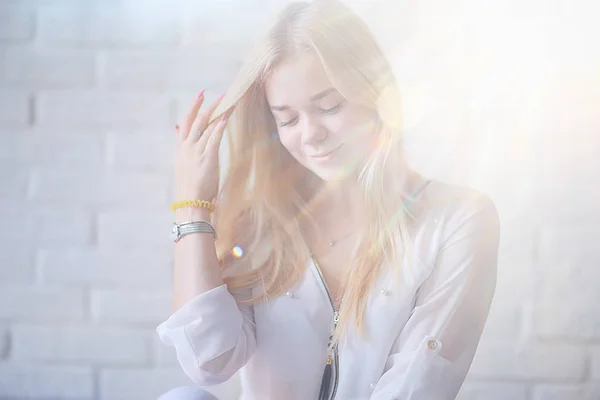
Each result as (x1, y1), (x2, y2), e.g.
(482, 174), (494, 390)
(188, 94), (225, 142)
(206, 116), (228, 156)
(198, 107), (232, 151)
(180, 89), (206, 140)
(190, 115), (218, 144)
(205, 109), (232, 155)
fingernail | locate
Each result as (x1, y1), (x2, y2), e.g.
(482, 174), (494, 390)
(175, 124), (179, 130)
(196, 89), (205, 99)
(218, 93), (225, 100)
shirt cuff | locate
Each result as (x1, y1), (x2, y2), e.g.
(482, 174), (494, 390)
(156, 283), (243, 364)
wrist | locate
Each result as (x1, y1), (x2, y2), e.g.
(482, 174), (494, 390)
(175, 207), (212, 223)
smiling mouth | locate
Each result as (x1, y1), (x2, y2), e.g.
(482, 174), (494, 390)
(309, 145), (343, 158)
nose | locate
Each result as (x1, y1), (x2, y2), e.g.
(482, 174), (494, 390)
(301, 117), (327, 145)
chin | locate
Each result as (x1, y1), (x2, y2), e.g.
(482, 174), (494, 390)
(308, 165), (354, 182)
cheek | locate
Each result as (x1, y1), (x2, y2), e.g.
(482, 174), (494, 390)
(277, 132), (303, 157)
(338, 105), (375, 129)
(340, 114), (378, 143)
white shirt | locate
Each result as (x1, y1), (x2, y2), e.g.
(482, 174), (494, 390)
(156, 179), (501, 400)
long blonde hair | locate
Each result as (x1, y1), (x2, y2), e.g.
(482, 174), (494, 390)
(208, 0), (418, 346)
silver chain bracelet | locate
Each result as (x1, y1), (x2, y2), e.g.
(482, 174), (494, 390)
(171, 220), (216, 242)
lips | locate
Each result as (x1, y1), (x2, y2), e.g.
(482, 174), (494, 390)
(309, 145), (342, 158)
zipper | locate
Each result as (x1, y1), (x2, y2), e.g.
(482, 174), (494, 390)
(312, 256), (340, 400)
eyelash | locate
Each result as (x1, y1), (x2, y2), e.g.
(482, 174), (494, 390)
(278, 103), (344, 127)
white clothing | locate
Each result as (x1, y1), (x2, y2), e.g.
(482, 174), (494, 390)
(156, 179), (501, 400)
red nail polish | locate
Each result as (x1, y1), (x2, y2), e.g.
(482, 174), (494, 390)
(196, 89), (205, 99)
(175, 124), (179, 131)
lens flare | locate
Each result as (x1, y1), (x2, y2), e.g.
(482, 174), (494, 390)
(232, 245), (244, 258)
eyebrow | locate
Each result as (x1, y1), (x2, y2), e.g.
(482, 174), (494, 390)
(270, 87), (338, 111)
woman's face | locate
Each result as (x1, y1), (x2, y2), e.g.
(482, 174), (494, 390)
(264, 52), (379, 182)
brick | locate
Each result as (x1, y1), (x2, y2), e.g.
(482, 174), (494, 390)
(0, 324), (8, 358)
(497, 222), (535, 268)
(39, 8), (181, 48)
(532, 384), (600, 400)
(167, 53), (240, 90)
(99, 368), (194, 400)
(0, 166), (30, 203)
(0, 363), (94, 399)
(534, 226), (600, 339)
(456, 381), (528, 400)
(31, 169), (170, 208)
(538, 226), (600, 272)
(100, 48), (240, 90)
(481, 300), (521, 338)
(0, 128), (104, 170)
(35, 208), (93, 246)
(91, 288), (172, 325)
(0, 245), (36, 284)
(18, 128), (106, 169)
(97, 209), (173, 249)
(11, 324), (150, 364)
(40, 245), (172, 288)
(152, 333), (179, 367)
(483, 259), (533, 338)
(181, 2), (268, 47)
(0, 89), (30, 124)
(36, 91), (172, 127)
(0, 6), (34, 42)
(0, 206), (92, 246)
(0, 47), (95, 88)
(107, 129), (175, 173)
(591, 346), (600, 380)
(99, 368), (239, 400)
(0, 286), (85, 321)
(100, 51), (171, 89)
(469, 340), (586, 381)
(0, 129), (26, 163)
(535, 306), (600, 340)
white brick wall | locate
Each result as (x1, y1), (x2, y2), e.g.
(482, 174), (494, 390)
(0, 364), (94, 398)
(1, 47), (96, 88)
(11, 324), (150, 364)
(0, 1), (598, 399)
(0, 287), (86, 321)
(0, 6), (34, 42)
(0, 89), (30, 124)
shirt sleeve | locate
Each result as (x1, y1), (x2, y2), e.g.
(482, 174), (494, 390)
(370, 193), (501, 400)
(156, 283), (256, 386)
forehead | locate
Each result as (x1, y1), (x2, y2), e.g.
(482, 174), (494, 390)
(264, 52), (334, 104)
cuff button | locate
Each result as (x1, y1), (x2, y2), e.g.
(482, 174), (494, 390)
(427, 339), (440, 351)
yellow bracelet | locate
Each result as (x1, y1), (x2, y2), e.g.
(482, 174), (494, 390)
(170, 200), (215, 213)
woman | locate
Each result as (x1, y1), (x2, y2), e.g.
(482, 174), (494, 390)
(157, 1), (500, 399)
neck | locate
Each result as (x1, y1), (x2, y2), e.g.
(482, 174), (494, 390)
(307, 167), (421, 226)
(309, 176), (366, 235)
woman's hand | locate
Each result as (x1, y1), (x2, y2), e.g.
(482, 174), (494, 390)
(173, 90), (233, 202)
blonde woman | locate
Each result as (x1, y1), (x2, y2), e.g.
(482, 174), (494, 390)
(157, 1), (500, 399)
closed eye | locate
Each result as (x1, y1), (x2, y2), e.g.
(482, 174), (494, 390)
(321, 101), (345, 114)
(278, 102), (345, 127)
(279, 117), (298, 127)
